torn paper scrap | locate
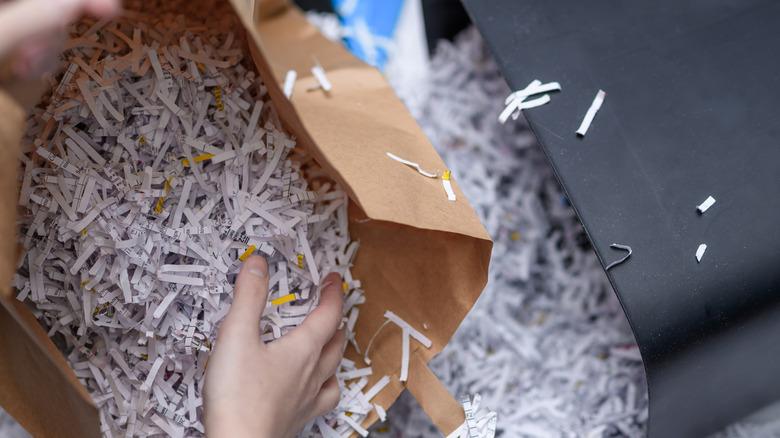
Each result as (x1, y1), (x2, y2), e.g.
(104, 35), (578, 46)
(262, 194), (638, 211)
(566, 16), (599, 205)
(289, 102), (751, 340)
(447, 393), (499, 438)
(499, 79), (560, 124)
(697, 196), (716, 214)
(311, 55), (332, 92)
(283, 70), (297, 99)
(696, 244), (707, 262)
(375, 404), (387, 422)
(504, 80), (561, 104)
(462, 394), (480, 438)
(442, 171), (457, 202)
(576, 89), (606, 136)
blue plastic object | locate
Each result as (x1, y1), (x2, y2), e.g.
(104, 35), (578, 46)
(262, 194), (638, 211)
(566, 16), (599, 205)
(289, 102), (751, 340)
(331, 0), (405, 70)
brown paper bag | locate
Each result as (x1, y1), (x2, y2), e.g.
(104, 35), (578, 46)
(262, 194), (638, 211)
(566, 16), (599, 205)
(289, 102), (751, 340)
(0, 0), (492, 436)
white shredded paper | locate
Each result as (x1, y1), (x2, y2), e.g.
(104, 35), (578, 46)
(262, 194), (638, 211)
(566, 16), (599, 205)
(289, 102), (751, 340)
(696, 244), (708, 263)
(605, 243), (632, 271)
(442, 171), (457, 202)
(13, 11), (385, 438)
(284, 70), (297, 99)
(498, 79), (560, 125)
(310, 55), (332, 92)
(446, 394), (497, 438)
(386, 152), (439, 178)
(697, 195), (716, 214)
(577, 89), (606, 136)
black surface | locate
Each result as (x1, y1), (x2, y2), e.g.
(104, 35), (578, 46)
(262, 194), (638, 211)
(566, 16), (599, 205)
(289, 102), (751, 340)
(422, 0), (472, 54)
(292, 0), (335, 13)
(461, 1), (780, 437)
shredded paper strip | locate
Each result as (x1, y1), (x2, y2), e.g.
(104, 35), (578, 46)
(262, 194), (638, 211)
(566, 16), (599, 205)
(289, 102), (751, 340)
(576, 89), (606, 136)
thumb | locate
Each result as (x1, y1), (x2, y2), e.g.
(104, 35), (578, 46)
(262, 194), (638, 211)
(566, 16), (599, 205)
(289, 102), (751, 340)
(221, 256), (270, 339)
(0, 0), (119, 59)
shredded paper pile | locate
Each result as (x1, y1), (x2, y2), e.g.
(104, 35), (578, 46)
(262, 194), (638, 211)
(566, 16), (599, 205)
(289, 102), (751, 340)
(12, 8), (384, 438)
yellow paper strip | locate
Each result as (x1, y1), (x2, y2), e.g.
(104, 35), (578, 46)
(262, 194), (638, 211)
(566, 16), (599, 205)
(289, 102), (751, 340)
(214, 87), (224, 111)
(182, 154), (214, 166)
(238, 245), (256, 261)
(155, 177), (172, 214)
(271, 293), (296, 306)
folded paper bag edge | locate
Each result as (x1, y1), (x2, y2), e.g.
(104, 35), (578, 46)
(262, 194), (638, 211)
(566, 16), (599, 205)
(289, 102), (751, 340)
(347, 219), (492, 434)
(408, 351), (467, 435)
(245, 3), (492, 242)
(0, 76), (46, 299)
(0, 293), (100, 438)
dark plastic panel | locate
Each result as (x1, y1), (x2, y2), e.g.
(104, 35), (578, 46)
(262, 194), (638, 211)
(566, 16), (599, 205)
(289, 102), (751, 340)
(460, 1), (780, 436)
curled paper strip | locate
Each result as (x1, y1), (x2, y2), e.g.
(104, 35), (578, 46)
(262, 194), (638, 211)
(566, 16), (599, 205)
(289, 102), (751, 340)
(499, 79), (561, 124)
(504, 80), (562, 105)
(605, 243), (632, 271)
(386, 152), (440, 178)
(576, 89), (606, 136)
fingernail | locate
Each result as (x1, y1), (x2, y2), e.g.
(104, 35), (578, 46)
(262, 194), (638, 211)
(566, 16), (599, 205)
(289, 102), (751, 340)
(320, 271), (341, 286)
(248, 260), (267, 279)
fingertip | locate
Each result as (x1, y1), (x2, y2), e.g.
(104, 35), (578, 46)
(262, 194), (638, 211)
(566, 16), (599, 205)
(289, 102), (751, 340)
(86, 0), (120, 18)
(242, 255), (268, 279)
(321, 271), (342, 287)
(320, 272), (344, 310)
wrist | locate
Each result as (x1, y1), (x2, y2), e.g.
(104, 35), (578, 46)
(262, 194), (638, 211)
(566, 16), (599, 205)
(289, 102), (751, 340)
(205, 403), (276, 438)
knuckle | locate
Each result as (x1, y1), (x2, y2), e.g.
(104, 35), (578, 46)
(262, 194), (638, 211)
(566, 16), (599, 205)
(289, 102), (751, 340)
(297, 335), (320, 358)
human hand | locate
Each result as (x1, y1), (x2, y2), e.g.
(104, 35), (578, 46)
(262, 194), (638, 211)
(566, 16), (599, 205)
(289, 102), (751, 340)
(204, 256), (346, 438)
(0, 0), (119, 78)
